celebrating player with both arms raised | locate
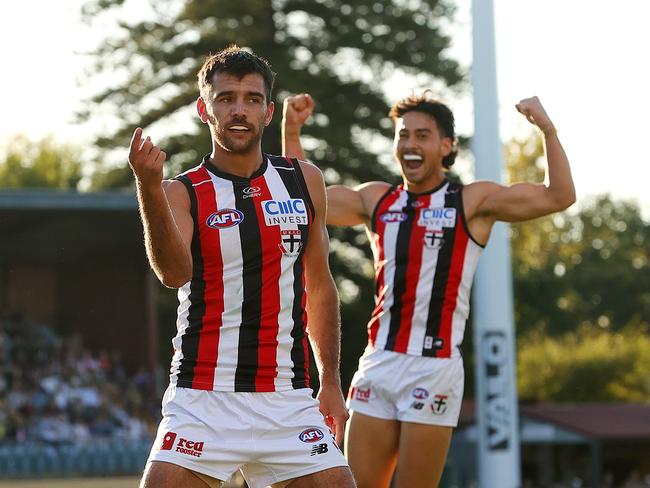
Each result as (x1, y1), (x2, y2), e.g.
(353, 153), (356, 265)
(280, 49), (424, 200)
(282, 91), (575, 488)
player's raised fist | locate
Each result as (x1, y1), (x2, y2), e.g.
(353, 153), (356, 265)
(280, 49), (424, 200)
(128, 127), (167, 186)
(282, 93), (315, 129)
(516, 96), (555, 134)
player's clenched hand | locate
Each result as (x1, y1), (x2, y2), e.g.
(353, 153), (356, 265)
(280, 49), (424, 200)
(316, 383), (349, 446)
(128, 127), (167, 187)
(282, 93), (314, 130)
(516, 96), (556, 135)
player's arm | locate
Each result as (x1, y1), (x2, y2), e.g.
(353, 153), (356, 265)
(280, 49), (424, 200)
(300, 160), (348, 445)
(128, 128), (193, 288)
(282, 94), (388, 226)
(470, 96), (576, 222)
(282, 93), (313, 161)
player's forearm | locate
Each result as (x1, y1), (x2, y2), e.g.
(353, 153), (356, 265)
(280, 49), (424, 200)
(543, 129), (576, 209)
(307, 281), (342, 386)
(137, 182), (192, 288)
(282, 123), (307, 160)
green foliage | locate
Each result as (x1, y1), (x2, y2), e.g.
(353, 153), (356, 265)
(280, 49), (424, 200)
(80, 0), (463, 187)
(0, 135), (81, 190)
(507, 134), (650, 338)
(506, 133), (650, 402)
(518, 326), (650, 402)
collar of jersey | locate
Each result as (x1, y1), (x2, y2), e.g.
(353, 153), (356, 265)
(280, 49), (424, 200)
(399, 177), (450, 196)
(201, 152), (268, 182)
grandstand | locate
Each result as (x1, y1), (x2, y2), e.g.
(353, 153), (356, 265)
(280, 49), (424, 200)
(0, 190), (158, 480)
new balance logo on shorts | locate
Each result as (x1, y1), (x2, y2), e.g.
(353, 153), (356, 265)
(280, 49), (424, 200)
(160, 431), (205, 457)
(310, 443), (329, 456)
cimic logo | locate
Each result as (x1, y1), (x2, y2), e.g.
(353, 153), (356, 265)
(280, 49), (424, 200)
(262, 199), (307, 226)
(417, 207), (456, 228)
(206, 208), (244, 229)
(299, 428), (325, 443)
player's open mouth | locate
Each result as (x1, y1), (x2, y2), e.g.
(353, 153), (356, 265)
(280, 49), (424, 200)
(228, 125), (250, 132)
(402, 153), (423, 169)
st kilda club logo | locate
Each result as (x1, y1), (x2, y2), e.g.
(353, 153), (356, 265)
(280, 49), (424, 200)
(160, 431), (204, 458)
(279, 230), (303, 256)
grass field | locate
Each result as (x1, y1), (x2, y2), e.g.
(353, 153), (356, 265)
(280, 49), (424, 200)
(0, 478), (140, 488)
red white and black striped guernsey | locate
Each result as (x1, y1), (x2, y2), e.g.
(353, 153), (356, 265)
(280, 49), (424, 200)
(170, 154), (314, 392)
(367, 179), (484, 359)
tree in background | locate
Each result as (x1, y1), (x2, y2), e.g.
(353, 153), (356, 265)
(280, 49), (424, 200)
(507, 133), (650, 402)
(79, 0), (463, 184)
(80, 0), (465, 388)
(0, 135), (81, 190)
(508, 134), (650, 338)
(518, 326), (650, 402)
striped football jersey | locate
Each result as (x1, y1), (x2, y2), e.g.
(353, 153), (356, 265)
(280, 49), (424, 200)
(169, 154), (313, 392)
(367, 179), (484, 358)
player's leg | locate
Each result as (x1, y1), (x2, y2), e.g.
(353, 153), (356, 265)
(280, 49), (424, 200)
(283, 466), (356, 487)
(242, 389), (351, 488)
(140, 460), (222, 488)
(392, 422), (452, 488)
(390, 354), (464, 488)
(345, 411), (400, 488)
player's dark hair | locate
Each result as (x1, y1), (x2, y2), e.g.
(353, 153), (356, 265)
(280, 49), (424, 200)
(197, 45), (276, 102)
(389, 91), (457, 168)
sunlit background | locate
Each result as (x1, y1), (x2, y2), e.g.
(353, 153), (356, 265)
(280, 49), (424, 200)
(1, 1), (649, 487)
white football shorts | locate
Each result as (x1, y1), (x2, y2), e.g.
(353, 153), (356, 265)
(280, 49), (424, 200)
(347, 347), (464, 427)
(146, 385), (348, 488)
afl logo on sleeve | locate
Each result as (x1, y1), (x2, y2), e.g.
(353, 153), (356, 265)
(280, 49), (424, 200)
(262, 199), (308, 226)
(206, 209), (244, 229)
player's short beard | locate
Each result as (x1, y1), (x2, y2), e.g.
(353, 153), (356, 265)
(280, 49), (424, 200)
(210, 114), (263, 154)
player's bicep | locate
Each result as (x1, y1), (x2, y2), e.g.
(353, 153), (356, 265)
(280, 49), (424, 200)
(326, 185), (368, 226)
(479, 181), (553, 222)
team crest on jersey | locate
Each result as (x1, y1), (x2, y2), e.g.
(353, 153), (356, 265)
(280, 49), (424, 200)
(380, 211), (407, 223)
(417, 207), (456, 229)
(424, 230), (445, 250)
(262, 199), (308, 226)
(206, 209), (244, 229)
(279, 230), (303, 256)
(431, 394), (449, 415)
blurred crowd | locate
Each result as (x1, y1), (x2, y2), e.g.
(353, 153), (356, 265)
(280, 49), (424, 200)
(0, 314), (159, 446)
